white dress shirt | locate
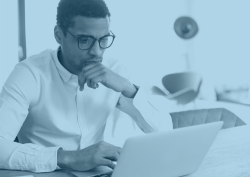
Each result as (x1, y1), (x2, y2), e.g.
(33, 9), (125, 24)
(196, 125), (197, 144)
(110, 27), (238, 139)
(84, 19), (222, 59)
(0, 48), (173, 173)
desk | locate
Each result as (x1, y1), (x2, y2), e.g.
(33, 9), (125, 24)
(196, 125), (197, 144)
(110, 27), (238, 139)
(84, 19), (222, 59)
(1, 125), (250, 177)
(188, 125), (250, 177)
(216, 89), (250, 106)
(0, 100), (250, 177)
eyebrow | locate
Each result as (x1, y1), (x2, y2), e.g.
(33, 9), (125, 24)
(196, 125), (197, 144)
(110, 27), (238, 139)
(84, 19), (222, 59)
(75, 32), (111, 38)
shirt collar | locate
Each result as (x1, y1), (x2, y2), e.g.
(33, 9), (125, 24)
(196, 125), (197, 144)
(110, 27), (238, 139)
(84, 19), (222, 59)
(52, 46), (74, 83)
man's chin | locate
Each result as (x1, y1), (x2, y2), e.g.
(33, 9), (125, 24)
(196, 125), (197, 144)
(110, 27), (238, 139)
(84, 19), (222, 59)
(74, 64), (84, 74)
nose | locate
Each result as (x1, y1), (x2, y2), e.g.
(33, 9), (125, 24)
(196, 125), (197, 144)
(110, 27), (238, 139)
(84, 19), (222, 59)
(88, 40), (103, 57)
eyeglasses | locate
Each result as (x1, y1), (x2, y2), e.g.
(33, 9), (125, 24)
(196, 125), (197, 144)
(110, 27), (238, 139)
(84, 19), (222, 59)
(60, 25), (115, 50)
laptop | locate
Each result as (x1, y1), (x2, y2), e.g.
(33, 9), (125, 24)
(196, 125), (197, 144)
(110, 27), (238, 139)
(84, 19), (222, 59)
(71, 121), (223, 177)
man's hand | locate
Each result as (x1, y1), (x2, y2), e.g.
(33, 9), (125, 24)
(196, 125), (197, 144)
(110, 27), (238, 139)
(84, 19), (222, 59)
(57, 141), (122, 171)
(78, 61), (138, 98)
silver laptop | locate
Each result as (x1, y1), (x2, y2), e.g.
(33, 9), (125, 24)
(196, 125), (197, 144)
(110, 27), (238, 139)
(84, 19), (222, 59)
(72, 121), (223, 177)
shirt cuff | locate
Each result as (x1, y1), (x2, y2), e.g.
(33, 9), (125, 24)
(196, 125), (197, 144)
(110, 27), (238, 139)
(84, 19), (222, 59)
(37, 146), (62, 172)
(9, 144), (62, 173)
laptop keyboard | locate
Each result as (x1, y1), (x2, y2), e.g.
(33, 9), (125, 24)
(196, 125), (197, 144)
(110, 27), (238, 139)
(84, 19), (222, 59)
(92, 171), (113, 177)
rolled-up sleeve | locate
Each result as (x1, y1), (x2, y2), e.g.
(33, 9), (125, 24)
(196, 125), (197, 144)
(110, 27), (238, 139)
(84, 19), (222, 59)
(0, 63), (60, 173)
(116, 86), (173, 133)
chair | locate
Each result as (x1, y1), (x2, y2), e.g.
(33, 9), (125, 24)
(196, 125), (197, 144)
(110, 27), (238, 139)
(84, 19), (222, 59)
(14, 137), (19, 142)
(170, 108), (246, 129)
(161, 72), (202, 104)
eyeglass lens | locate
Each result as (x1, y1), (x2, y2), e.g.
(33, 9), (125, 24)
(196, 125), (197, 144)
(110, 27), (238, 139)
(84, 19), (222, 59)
(78, 36), (114, 50)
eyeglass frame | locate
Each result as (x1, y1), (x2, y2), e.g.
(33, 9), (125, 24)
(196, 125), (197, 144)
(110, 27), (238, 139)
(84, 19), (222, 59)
(59, 25), (115, 50)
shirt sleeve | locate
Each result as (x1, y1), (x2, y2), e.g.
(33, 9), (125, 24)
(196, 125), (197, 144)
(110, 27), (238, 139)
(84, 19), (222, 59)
(0, 63), (60, 173)
(116, 86), (173, 133)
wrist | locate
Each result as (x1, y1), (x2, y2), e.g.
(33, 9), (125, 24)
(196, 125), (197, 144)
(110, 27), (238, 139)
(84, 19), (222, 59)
(122, 81), (138, 98)
(57, 148), (73, 170)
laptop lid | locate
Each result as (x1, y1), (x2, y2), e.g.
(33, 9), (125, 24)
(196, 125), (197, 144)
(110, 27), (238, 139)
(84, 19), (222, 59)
(71, 121), (223, 177)
(112, 121), (223, 177)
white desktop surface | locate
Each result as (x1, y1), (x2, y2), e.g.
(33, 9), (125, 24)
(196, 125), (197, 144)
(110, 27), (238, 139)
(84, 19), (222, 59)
(188, 125), (250, 177)
(71, 125), (250, 177)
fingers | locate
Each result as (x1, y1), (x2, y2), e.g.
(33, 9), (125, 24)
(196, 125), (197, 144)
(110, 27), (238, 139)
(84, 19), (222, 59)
(101, 141), (122, 154)
(103, 151), (120, 162)
(82, 62), (101, 73)
(85, 75), (100, 89)
(99, 159), (116, 169)
(99, 150), (120, 169)
(95, 141), (122, 159)
(89, 75), (104, 88)
(104, 145), (122, 155)
(116, 147), (122, 154)
(85, 69), (105, 88)
(78, 62), (104, 90)
(83, 64), (103, 77)
(81, 141), (122, 170)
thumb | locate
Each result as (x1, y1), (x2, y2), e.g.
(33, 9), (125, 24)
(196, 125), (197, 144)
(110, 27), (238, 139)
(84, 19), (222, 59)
(78, 74), (86, 91)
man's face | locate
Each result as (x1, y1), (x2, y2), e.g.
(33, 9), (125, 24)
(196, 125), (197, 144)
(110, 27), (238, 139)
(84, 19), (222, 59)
(60, 16), (110, 75)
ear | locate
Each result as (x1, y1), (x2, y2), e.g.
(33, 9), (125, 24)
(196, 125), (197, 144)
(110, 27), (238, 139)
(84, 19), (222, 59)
(54, 25), (63, 44)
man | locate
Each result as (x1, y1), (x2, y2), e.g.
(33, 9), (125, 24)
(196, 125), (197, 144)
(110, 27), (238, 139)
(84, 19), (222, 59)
(0, 0), (172, 173)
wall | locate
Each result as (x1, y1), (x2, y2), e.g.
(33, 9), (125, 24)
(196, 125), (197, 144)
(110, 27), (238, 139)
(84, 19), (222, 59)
(105, 0), (250, 98)
(25, 0), (59, 56)
(192, 0), (250, 86)
(17, 0), (250, 97)
(0, 1), (18, 89)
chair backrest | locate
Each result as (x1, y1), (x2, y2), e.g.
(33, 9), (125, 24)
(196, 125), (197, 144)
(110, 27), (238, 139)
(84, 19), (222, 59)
(161, 72), (202, 104)
(162, 72), (201, 94)
(170, 108), (246, 129)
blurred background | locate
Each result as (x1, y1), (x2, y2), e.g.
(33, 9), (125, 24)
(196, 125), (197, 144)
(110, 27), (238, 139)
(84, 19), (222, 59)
(0, 0), (250, 106)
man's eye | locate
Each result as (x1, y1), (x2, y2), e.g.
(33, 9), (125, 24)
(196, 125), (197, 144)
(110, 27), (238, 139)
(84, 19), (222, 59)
(101, 38), (108, 41)
(100, 38), (109, 44)
(79, 38), (89, 44)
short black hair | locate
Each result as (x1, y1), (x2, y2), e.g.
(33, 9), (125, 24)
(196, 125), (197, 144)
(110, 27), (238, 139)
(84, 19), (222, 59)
(56, 0), (111, 35)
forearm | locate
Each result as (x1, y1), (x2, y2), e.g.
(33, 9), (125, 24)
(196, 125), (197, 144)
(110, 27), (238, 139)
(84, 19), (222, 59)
(0, 138), (60, 173)
(117, 87), (173, 132)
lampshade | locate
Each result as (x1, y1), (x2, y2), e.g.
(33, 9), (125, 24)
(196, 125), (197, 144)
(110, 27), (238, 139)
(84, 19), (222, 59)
(174, 16), (199, 39)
